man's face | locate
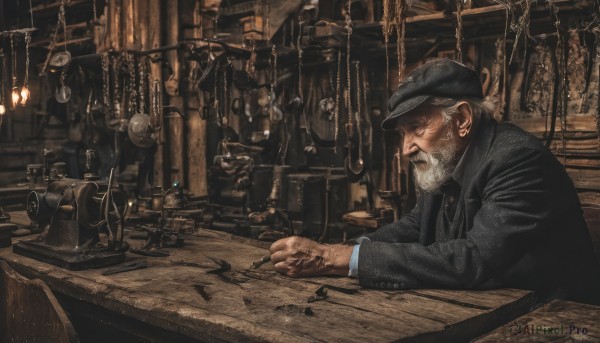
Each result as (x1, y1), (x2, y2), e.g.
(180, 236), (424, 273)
(396, 105), (461, 192)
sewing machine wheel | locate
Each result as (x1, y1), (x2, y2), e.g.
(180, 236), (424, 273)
(26, 191), (41, 219)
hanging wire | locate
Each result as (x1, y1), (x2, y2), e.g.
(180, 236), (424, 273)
(28, 0), (34, 28)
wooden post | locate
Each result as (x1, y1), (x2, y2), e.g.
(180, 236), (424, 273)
(109, 0), (121, 50)
(166, 0), (185, 186)
(124, 0), (135, 50)
(186, 0), (208, 196)
(149, 0), (165, 187)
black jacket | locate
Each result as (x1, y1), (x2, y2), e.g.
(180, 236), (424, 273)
(358, 118), (600, 304)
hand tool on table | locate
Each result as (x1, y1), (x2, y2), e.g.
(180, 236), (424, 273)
(102, 261), (148, 275)
(249, 254), (271, 269)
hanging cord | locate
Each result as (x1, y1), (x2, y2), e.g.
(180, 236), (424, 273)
(355, 61), (363, 166)
(59, 0), (68, 86)
(395, 0), (407, 83)
(382, 0), (392, 107)
(334, 49), (342, 150)
(11, 35), (17, 94)
(28, 0), (34, 28)
(104, 168), (115, 243)
(298, 17), (303, 102)
(24, 33), (31, 89)
(40, 0), (65, 75)
(111, 54), (121, 118)
(93, 0), (97, 23)
(297, 16), (312, 141)
(345, 5), (352, 126)
(455, 0), (463, 63)
(101, 52), (110, 110)
(559, 29), (568, 165)
(138, 56), (147, 114)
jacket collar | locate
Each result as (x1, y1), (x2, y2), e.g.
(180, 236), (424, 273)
(451, 116), (497, 188)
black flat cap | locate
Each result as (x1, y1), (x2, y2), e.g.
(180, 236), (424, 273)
(381, 59), (483, 130)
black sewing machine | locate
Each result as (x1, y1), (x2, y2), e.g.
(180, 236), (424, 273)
(13, 172), (129, 270)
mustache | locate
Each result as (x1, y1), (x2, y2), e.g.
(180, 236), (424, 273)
(410, 151), (429, 163)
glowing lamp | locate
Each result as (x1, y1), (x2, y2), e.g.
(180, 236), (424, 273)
(20, 85), (30, 105)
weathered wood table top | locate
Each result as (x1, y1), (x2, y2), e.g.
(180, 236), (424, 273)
(473, 299), (600, 342)
(0, 229), (535, 342)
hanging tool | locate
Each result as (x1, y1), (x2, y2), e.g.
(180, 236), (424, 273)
(297, 16), (317, 155)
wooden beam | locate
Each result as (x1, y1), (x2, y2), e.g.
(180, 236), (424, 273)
(511, 116), (597, 133)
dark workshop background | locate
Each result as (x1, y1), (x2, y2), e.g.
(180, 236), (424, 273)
(0, 0), (598, 245)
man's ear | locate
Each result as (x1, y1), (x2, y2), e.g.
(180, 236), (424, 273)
(455, 102), (473, 138)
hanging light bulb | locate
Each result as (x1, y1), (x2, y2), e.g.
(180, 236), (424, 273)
(10, 34), (20, 109)
(12, 86), (20, 108)
(20, 32), (31, 106)
(20, 86), (30, 105)
(0, 104), (6, 116)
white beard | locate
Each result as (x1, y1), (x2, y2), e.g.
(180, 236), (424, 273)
(410, 128), (460, 192)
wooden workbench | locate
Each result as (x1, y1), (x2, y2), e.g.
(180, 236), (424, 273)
(0, 229), (535, 342)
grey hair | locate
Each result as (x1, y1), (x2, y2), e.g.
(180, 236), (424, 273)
(429, 97), (495, 123)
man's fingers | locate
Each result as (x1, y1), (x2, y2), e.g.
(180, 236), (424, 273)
(270, 250), (286, 264)
(270, 237), (292, 254)
(274, 261), (298, 278)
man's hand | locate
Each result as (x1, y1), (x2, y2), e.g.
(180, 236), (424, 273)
(270, 236), (354, 277)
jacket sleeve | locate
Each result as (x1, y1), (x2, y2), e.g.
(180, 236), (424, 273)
(357, 147), (554, 289)
(363, 195), (422, 243)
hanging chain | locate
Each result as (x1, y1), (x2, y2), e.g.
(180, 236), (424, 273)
(138, 56), (147, 114)
(271, 44), (278, 89)
(152, 79), (161, 132)
(395, 0), (407, 83)
(24, 32), (31, 87)
(223, 58), (230, 126)
(126, 52), (137, 114)
(59, 0), (68, 86)
(382, 0), (392, 99)
(270, 45), (278, 122)
(101, 52), (110, 109)
(60, 0), (67, 52)
(214, 58), (220, 125)
(559, 35), (567, 164)
(10, 35), (17, 89)
(455, 0), (464, 63)
(355, 60), (363, 162)
(297, 16), (303, 101)
(93, 0), (97, 23)
(345, 4), (352, 125)
(334, 49), (342, 147)
(40, 0), (64, 75)
(111, 54), (121, 118)
(329, 67), (335, 96)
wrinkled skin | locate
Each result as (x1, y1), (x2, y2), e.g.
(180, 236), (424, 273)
(270, 236), (353, 277)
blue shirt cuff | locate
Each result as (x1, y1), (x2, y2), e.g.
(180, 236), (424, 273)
(348, 237), (370, 278)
